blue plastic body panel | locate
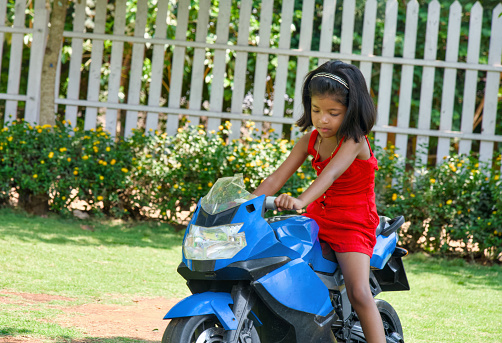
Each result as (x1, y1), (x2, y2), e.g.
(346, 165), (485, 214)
(255, 258), (333, 317)
(183, 196), (307, 271)
(370, 232), (397, 269)
(163, 292), (237, 330)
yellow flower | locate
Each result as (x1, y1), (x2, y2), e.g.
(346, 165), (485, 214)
(37, 129), (42, 133)
(99, 175), (104, 180)
(106, 147), (111, 152)
(410, 194), (415, 198)
(297, 187), (303, 193)
(40, 160), (45, 164)
(446, 200), (452, 205)
(33, 174), (38, 178)
(93, 147), (99, 153)
(157, 185), (162, 190)
(62, 196), (66, 201)
(48, 152), (54, 158)
(102, 161), (107, 166)
(121, 168), (128, 173)
(73, 170), (78, 175)
(218, 125), (224, 131)
(174, 184), (179, 189)
(391, 193), (397, 201)
(208, 182), (213, 187)
(475, 163), (479, 168)
(60, 147), (67, 153)
(97, 196), (103, 201)
(228, 156), (236, 162)
(495, 175), (500, 181)
(67, 157), (71, 162)
(110, 159), (116, 165)
(7, 136), (13, 142)
(287, 192), (292, 196)
(82, 155), (89, 160)
(430, 178), (436, 184)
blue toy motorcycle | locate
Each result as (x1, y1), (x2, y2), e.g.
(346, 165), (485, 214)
(163, 176), (409, 343)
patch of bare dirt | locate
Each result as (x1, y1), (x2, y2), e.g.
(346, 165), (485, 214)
(56, 297), (180, 341)
(0, 291), (181, 342)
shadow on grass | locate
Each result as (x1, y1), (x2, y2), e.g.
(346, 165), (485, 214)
(0, 327), (32, 336)
(0, 208), (184, 250)
(404, 253), (502, 291)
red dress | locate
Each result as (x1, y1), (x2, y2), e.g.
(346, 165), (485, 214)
(303, 130), (380, 257)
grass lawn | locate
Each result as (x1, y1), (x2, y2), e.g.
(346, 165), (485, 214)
(0, 208), (501, 342)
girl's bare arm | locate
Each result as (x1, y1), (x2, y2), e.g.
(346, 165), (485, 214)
(253, 133), (310, 197)
(275, 138), (365, 210)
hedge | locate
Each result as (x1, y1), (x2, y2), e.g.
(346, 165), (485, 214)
(0, 119), (500, 261)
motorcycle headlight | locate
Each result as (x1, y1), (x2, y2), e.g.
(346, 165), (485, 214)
(183, 223), (246, 260)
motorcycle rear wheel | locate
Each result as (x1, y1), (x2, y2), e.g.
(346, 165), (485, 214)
(376, 299), (404, 342)
(162, 314), (260, 343)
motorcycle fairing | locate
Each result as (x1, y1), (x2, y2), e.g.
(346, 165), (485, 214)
(184, 195), (305, 272)
(163, 292), (238, 330)
(370, 231), (398, 270)
(253, 258), (334, 317)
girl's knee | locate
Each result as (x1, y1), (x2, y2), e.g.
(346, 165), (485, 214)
(347, 285), (373, 309)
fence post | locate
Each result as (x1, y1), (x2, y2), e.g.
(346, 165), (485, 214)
(229, 0), (253, 140)
(25, 0), (49, 125)
(166, 0), (190, 136)
(105, 0), (127, 136)
(394, 0), (418, 160)
(436, 1), (462, 164)
(4, 0), (27, 124)
(478, 4), (502, 164)
(458, 2), (483, 156)
(375, 0), (398, 149)
(65, 0), (86, 129)
(415, 0), (440, 167)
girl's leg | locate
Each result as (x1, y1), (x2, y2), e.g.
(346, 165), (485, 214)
(335, 251), (386, 343)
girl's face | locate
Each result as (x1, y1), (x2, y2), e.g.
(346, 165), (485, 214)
(311, 94), (347, 140)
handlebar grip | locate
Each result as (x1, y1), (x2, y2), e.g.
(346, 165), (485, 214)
(265, 196), (277, 210)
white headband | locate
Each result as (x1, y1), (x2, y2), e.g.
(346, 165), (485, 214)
(311, 72), (349, 90)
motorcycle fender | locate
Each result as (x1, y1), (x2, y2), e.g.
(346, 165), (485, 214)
(254, 258), (333, 317)
(163, 292), (238, 330)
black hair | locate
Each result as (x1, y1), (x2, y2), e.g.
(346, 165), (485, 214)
(296, 60), (377, 143)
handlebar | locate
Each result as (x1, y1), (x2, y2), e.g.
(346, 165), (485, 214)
(265, 196), (277, 211)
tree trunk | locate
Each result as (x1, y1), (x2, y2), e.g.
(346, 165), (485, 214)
(39, 0), (69, 126)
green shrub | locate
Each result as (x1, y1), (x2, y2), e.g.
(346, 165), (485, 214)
(0, 119), (133, 216)
(126, 122), (315, 222)
(374, 144), (502, 260)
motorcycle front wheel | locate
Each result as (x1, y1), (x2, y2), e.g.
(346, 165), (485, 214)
(162, 314), (260, 343)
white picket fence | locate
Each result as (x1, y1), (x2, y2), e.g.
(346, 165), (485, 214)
(0, 0), (501, 167)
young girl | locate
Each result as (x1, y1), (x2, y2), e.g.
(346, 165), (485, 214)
(253, 60), (385, 343)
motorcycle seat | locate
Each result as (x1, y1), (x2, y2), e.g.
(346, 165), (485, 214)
(375, 216), (405, 237)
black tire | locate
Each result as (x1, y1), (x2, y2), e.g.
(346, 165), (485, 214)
(162, 314), (260, 343)
(375, 299), (404, 342)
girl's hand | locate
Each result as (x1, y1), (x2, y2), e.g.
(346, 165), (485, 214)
(274, 194), (306, 212)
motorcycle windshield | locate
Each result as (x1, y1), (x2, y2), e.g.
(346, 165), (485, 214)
(201, 174), (256, 215)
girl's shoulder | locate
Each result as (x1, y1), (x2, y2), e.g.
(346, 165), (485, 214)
(295, 130), (316, 154)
